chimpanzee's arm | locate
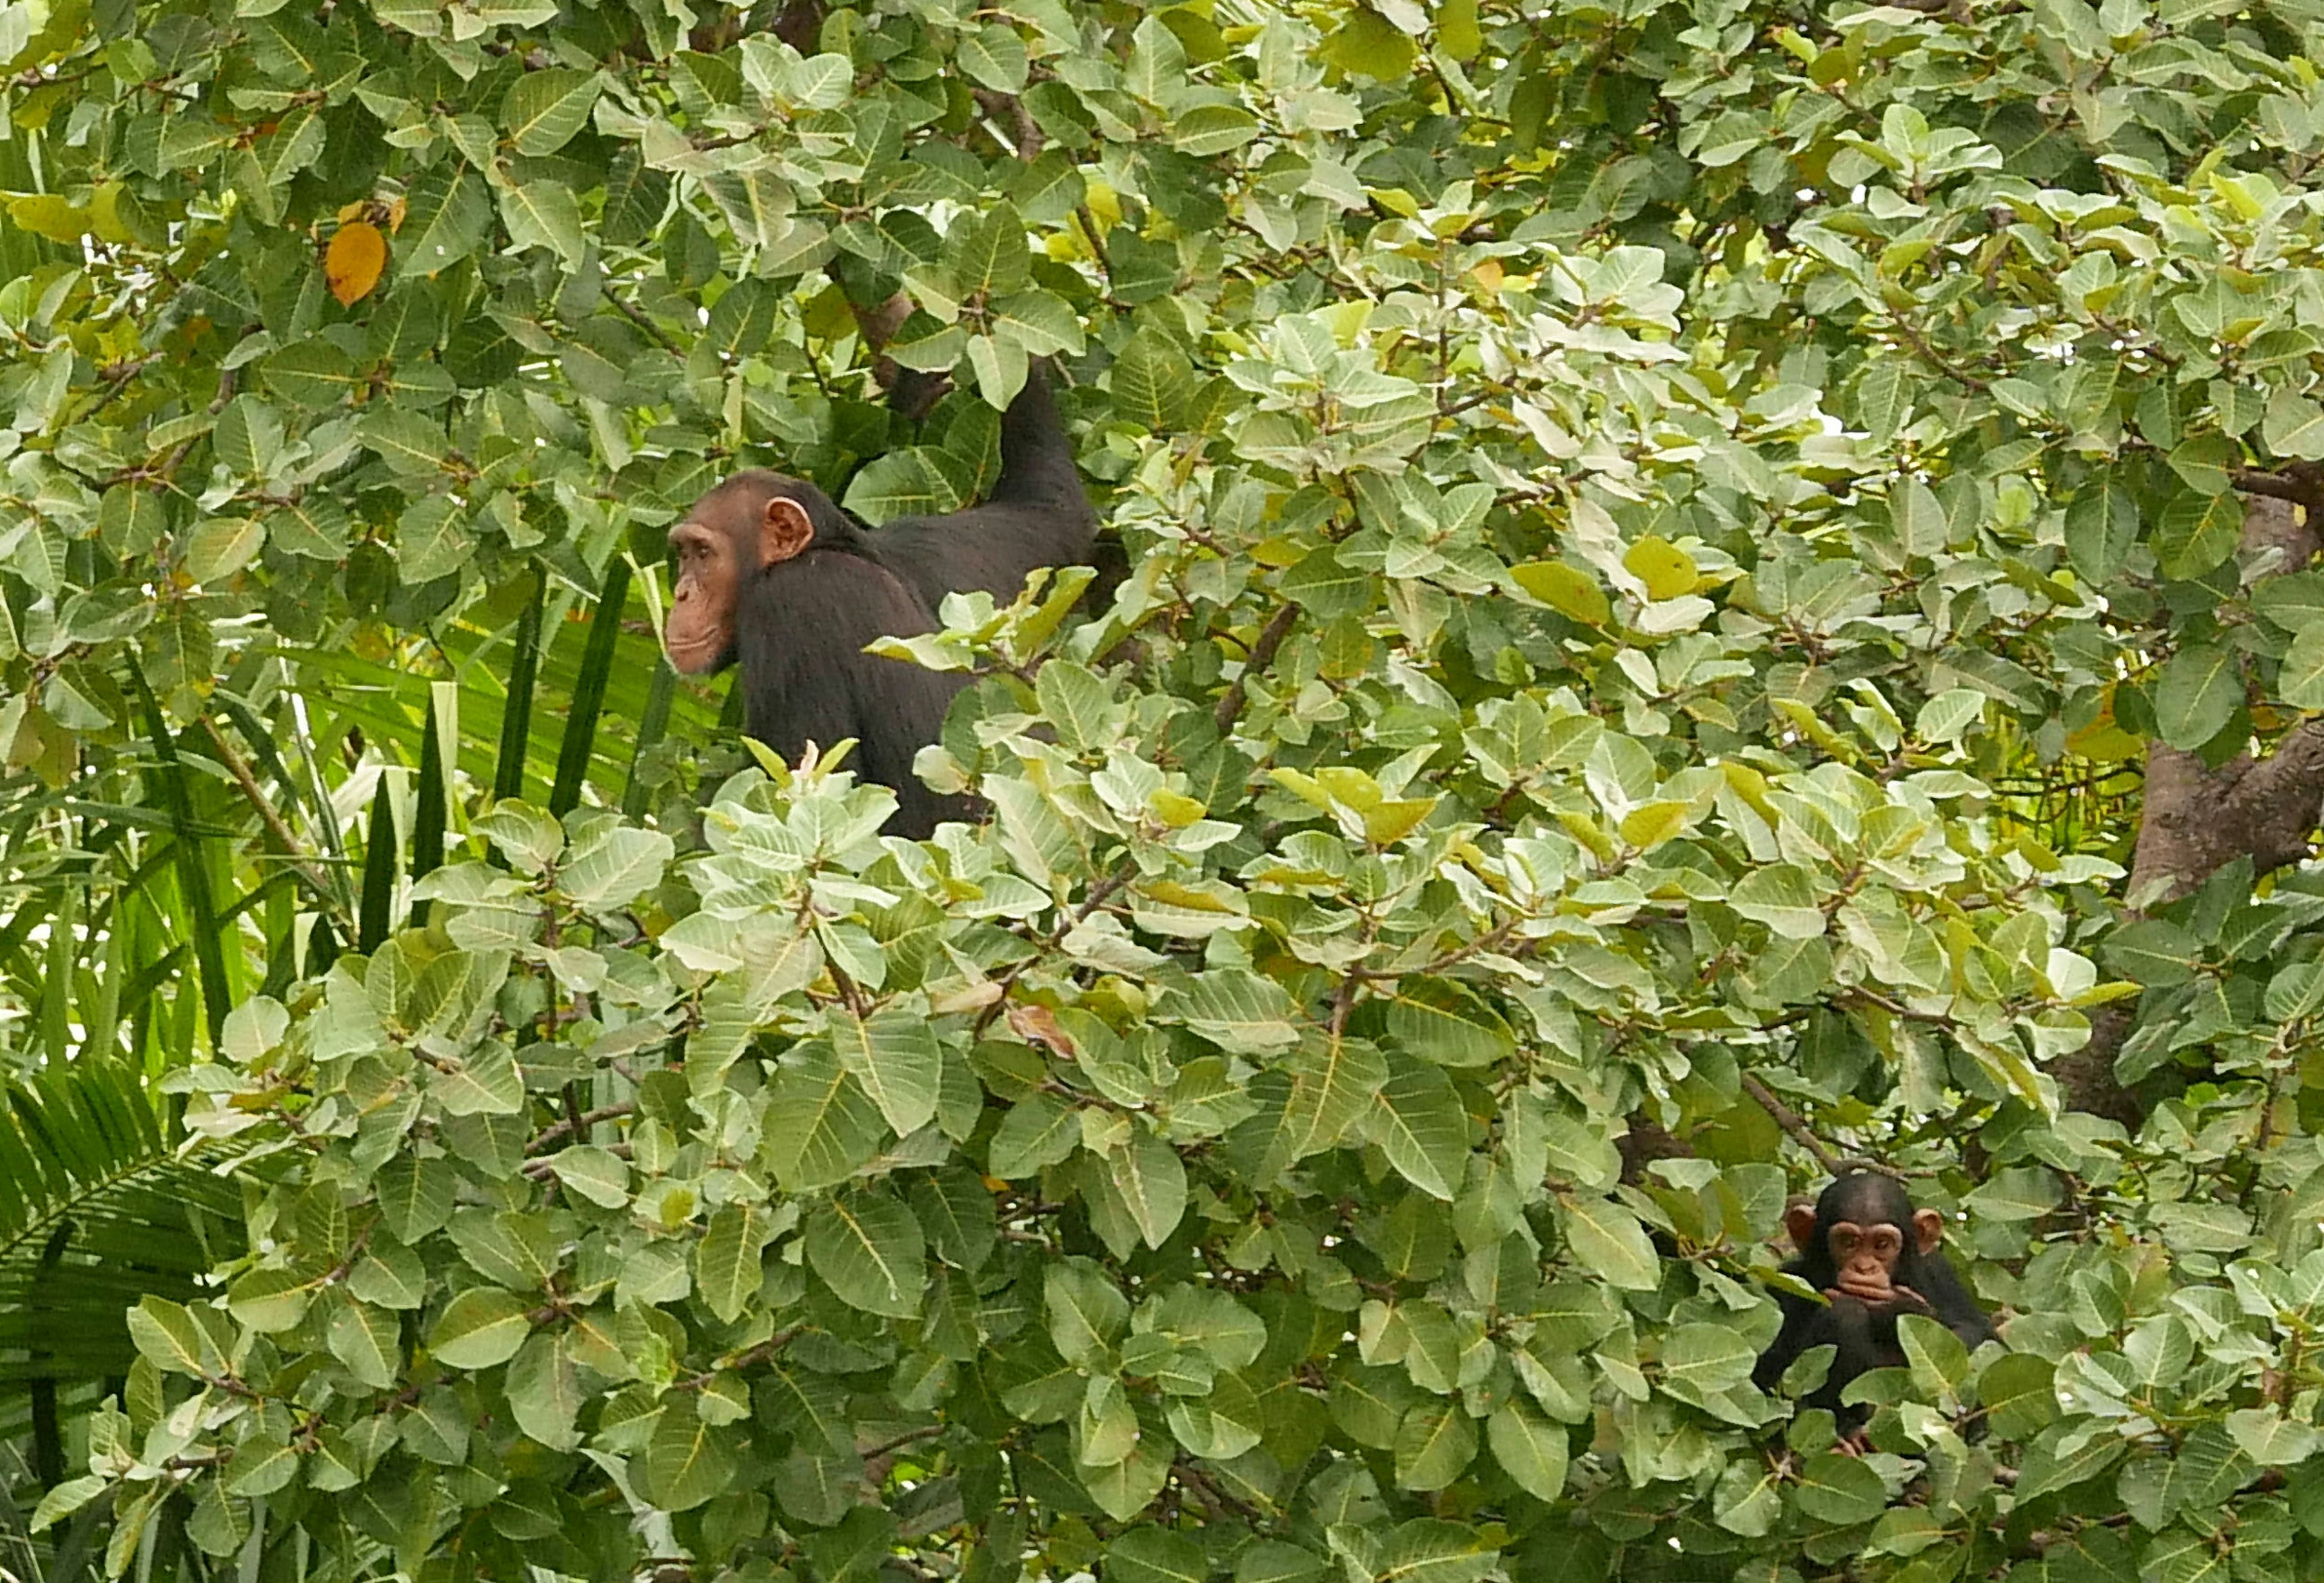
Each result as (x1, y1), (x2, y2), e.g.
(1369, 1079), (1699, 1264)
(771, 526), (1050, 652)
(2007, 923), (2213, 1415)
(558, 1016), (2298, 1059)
(1756, 1294), (1904, 1430)
(1913, 1256), (2000, 1352)
(734, 552), (976, 837)
(862, 361), (1098, 614)
(988, 362), (1088, 512)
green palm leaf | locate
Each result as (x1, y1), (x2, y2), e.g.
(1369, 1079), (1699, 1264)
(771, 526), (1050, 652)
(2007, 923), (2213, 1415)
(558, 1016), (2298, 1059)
(0, 1064), (241, 1454)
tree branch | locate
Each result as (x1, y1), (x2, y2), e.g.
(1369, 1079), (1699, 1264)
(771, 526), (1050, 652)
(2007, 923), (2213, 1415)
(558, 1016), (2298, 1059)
(1741, 1073), (1843, 1176)
(1213, 603), (1299, 735)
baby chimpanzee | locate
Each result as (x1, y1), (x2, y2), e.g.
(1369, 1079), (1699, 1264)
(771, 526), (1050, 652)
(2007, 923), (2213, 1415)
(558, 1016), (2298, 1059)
(1752, 1170), (1997, 1441)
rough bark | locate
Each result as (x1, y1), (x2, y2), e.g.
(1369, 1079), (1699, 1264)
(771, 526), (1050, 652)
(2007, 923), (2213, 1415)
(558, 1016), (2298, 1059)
(2060, 496), (2324, 1125)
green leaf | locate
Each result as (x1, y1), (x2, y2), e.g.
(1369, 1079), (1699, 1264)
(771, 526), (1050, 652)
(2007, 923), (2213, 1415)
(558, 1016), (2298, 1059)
(501, 180), (588, 264)
(1144, 1285), (1267, 1371)
(1555, 1196), (1660, 1291)
(2264, 385), (2324, 460)
(1487, 1400), (1567, 1500)
(834, 1009), (943, 1139)
(2153, 644), (2240, 750)
(1898, 1312), (1969, 1394)
(1730, 863), (1827, 939)
(229, 1268), (313, 1332)
(1111, 331), (1193, 430)
(641, 1408), (737, 1512)
(128, 1297), (214, 1376)
(766, 1042), (887, 1191)
(696, 1204), (775, 1323)
(1794, 1450), (1888, 1523)
(1367, 1055), (1470, 1201)
(1112, 1127), (1188, 1248)
(501, 68), (600, 156)
(507, 1332), (586, 1451)
(804, 1190), (927, 1317)
(952, 202), (1032, 300)
(990, 1092), (1081, 1178)
(1383, 978), (1514, 1069)
(1393, 1398), (1477, 1490)
(228, 1438), (300, 1497)
(327, 1299), (403, 1389)
(1108, 1527), (1206, 1583)
(1080, 1439), (1170, 1522)
(842, 446), (976, 525)
(1660, 1323), (1756, 1391)
(1046, 1257), (1129, 1366)
(2015, 1420), (2125, 1501)
(957, 22), (1030, 93)
(2102, 919), (2202, 988)
(1382, 1521), (1495, 1583)
(428, 1287), (531, 1369)
(1172, 968), (1301, 1051)
(361, 409), (450, 475)
(2282, 619), (2324, 707)
(1978, 1352), (2058, 1440)
(398, 166), (491, 278)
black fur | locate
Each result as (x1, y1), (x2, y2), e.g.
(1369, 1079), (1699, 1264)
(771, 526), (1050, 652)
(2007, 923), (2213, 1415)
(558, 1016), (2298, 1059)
(1751, 1172), (1998, 1431)
(720, 364), (1097, 837)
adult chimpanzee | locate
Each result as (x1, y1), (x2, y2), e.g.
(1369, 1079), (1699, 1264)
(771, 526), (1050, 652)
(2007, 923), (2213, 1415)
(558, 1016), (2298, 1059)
(661, 363), (1098, 837)
(1751, 1171), (1998, 1443)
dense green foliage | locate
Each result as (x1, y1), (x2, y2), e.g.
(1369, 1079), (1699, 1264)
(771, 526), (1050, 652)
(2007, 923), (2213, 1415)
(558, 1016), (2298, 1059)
(16, 0), (2324, 1578)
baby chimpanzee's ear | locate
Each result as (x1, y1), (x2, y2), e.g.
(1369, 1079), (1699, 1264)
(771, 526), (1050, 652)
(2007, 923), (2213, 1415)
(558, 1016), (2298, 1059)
(1784, 1201), (1820, 1252)
(1911, 1207), (1945, 1256)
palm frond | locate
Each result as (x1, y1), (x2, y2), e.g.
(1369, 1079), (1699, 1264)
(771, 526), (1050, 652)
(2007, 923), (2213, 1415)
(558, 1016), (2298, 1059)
(0, 1062), (241, 1423)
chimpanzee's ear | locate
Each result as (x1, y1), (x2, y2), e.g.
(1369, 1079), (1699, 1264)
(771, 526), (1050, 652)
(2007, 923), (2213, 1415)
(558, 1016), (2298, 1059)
(1911, 1207), (1945, 1256)
(1784, 1202), (1820, 1253)
(759, 496), (815, 566)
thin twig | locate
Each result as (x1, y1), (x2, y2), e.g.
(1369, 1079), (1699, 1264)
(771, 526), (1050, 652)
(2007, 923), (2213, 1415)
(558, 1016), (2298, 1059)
(606, 287), (685, 356)
(527, 1101), (634, 1155)
(1889, 318), (1989, 392)
(1213, 603), (1300, 735)
(674, 1326), (803, 1390)
(1741, 1073), (1843, 1175)
(199, 715), (349, 923)
(859, 1423), (945, 1461)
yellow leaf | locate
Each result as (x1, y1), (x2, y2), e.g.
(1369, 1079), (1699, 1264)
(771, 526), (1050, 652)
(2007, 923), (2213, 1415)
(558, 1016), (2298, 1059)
(1323, 7), (1417, 80)
(2066, 688), (2141, 762)
(1718, 761), (1781, 827)
(1555, 810), (1616, 861)
(1320, 300), (1372, 346)
(1147, 790), (1207, 828)
(5, 193), (88, 244)
(88, 183), (132, 245)
(1139, 879), (1233, 912)
(1470, 259), (1504, 294)
(2015, 832), (2060, 873)
(1508, 561), (1610, 626)
(802, 282), (855, 342)
(1314, 765), (1383, 810)
(325, 221), (387, 307)
(1268, 767), (1335, 812)
(1363, 796), (1437, 845)
(1083, 181), (1121, 231)
(1623, 536), (1698, 600)
(1437, 0), (1482, 59)
(1618, 801), (1690, 851)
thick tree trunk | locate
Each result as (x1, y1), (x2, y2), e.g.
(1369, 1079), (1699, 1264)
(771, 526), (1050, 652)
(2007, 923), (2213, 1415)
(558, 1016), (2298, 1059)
(2061, 496), (2324, 1124)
